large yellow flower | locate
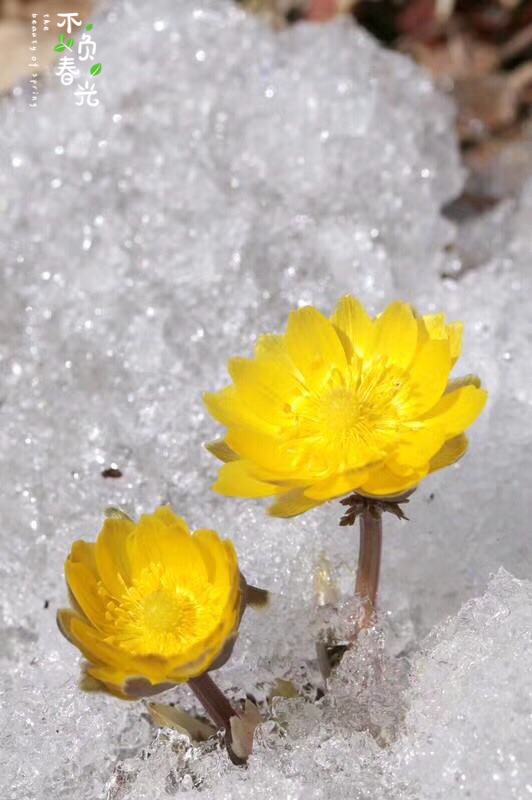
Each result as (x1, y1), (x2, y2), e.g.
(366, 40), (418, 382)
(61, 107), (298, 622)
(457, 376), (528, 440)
(205, 297), (487, 517)
(57, 507), (244, 698)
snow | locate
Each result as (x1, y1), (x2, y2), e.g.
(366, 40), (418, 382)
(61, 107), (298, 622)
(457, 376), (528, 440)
(0, 2), (530, 798)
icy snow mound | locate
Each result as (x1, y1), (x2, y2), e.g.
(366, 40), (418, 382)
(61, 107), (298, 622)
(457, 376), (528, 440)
(106, 571), (532, 800)
(394, 569), (532, 800)
(0, 0), (462, 319)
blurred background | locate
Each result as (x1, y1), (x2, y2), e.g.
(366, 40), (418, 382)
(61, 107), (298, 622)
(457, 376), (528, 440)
(2, 0), (530, 201)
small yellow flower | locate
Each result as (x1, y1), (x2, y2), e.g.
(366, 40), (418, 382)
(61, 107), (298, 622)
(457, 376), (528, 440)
(57, 507), (244, 698)
(205, 296), (487, 517)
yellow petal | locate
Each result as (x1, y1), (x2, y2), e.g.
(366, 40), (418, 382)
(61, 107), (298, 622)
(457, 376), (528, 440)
(422, 384), (487, 437)
(254, 333), (292, 366)
(193, 529), (225, 582)
(59, 608), (115, 667)
(213, 460), (281, 498)
(393, 425), (446, 470)
(285, 306), (347, 387)
(407, 339), (451, 414)
(331, 295), (374, 361)
(421, 312), (447, 340)
(167, 593), (241, 680)
(153, 506), (191, 533)
(121, 676), (177, 697)
(167, 641), (224, 681)
(205, 439), (239, 463)
(65, 558), (109, 630)
(129, 513), (207, 580)
(421, 314), (463, 366)
(358, 462), (425, 497)
(268, 488), (323, 517)
(57, 607), (79, 646)
(448, 322), (463, 365)
(304, 468), (369, 500)
(64, 542), (100, 619)
(224, 427), (292, 474)
(428, 434), (468, 472)
(69, 540), (98, 575)
(187, 530), (239, 593)
(84, 664), (135, 698)
(371, 301), (418, 370)
(86, 661), (191, 697)
(203, 386), (275, 434)
(228, 356), (303, 423)
(68, 613), (167, 679)
(221, 539), (240, 596)
(95, 517), (135, 597)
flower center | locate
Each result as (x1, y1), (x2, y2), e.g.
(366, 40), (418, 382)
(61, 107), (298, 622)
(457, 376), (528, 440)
(102, 563), (223, 658)
(326, 386), (363, 432)
(287, 360), (412, 472)
(141, 589), (198, 636)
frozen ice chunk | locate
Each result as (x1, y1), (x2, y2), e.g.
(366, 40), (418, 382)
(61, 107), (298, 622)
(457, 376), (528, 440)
(106, 572), (532, 799)
(392, 569), (532, 799)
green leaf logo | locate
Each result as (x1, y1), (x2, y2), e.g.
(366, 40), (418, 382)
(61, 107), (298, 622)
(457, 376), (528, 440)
(59, 34), (65, 43)
(90, 63), (102, 76)
(54, 44), (65, 52)
(86, 23), (93, 31)
(66, 38), (75, 48)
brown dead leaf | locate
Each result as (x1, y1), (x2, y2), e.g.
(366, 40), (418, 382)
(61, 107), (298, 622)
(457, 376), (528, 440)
(229, 700), (262, 763)
(401, 32), (499, 81)
(455, 64), (532, 142)
(147, 701), (216, 741)
(396, 0), (439, 39)
(268, 678), (300, 701)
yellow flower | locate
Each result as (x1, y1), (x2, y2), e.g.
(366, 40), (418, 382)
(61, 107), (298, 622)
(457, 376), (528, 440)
(204, 296), (487, 517)
(57, 507), (244, 698)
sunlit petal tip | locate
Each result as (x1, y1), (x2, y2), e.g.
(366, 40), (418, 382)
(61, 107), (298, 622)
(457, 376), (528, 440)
(267, 489), (323, 518)
(122, 677), (176, 699)
(57, 607), (77, 645)
(202, 391), (221, 418)
(104, 506), (134, 522)
(227, 356), (248, 382)
(152, 505), (191, 533)
(60, 507), (248, 698)
(79, 672), (106, 694)
(205, 439), (239, 463)
(331, 295), (374, 359)
(429, 434), (469, 473)
(202, 389), (237, 426)
(445, 374), (482, 392)
(214, 460), (282, 498)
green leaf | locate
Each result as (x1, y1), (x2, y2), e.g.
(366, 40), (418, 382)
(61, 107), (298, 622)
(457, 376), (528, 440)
(59, 33), (65, 43)
(90, 63), (102, 76)
(54, 44), (65, 52)
(66, 38), (74, 48)
(86, 23), (93, 31)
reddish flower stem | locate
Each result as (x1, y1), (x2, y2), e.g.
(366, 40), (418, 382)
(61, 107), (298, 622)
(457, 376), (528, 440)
(189, 674), (253, 765)
(188, 673), (238, 732)
(354, 507), (383, 630)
